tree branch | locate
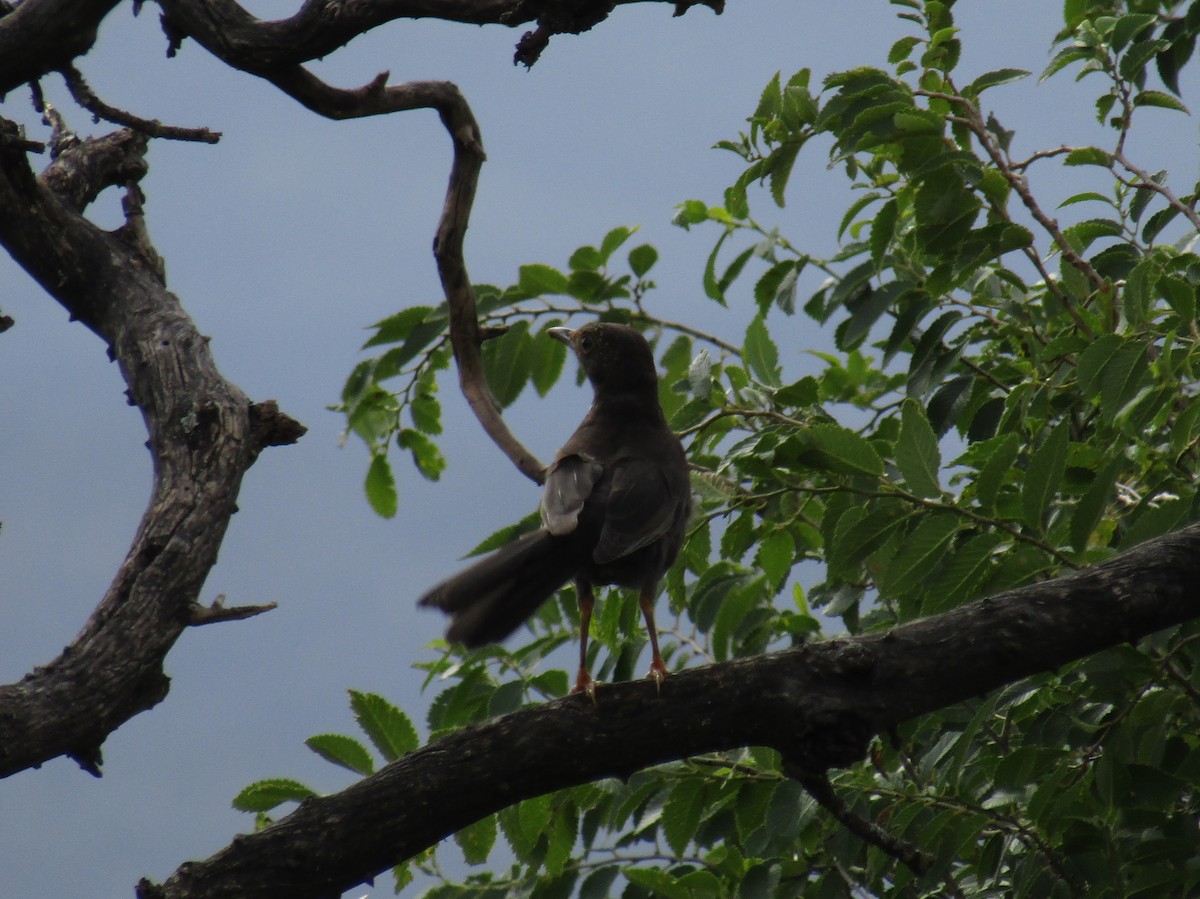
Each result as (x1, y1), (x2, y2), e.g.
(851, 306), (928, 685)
(154, 0), (722, 71)
(0, 116), (304, 778)
(141, 521), (1200, 898)
(0, 0), (120, 96)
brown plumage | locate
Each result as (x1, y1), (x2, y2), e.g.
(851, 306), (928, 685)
(418, 322), (691, 693)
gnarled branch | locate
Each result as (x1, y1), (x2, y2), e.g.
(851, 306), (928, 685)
(140, 523), (1200, 898)
(0, 116), (304, 778)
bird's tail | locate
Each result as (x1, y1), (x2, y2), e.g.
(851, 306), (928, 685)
(417, 529), (580, 647)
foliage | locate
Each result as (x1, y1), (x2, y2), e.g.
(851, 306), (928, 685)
(247, 1), (1200, 895)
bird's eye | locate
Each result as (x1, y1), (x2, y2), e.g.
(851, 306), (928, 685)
(580, 335), (594, 351)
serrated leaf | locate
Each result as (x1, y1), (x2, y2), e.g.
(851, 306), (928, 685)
(232, 778), (316, 813)
(398, 428), (446, 482)
(363, 305), (435, 349)
(518, 263), (570, 296)
(530, 325), (568, 397)
(364, 454), (398, 519)
(755, 529), (795, 588)
(1099, 342), (1150, 422)
(924, 532), (1005, 614)
(964, 67), (1031, 97)
(879, 514), (960, 597)
(466, 511), (541, 557)
(625, 868), (690, 899)
(829, 501), (910, 580)
(754, 260), (801, 316)
(896, 397), (941, 497)
(1022, 421), (1070, 533)
(350, 690), (418, 761)
(712, 576), (763, 661)
(599, 225), (635, 262)
(744, 315), (782, 387)
(455, 814), (497, 866)
(804, 424), (885, 477)
(1063, 147), (1112, 167)
(1070, 458), (1122, 552)
(975, 432), (1020, 514)
(305, 733), (375, 776)
(662, 779), (705, 857)
(481, 319), (531, 408)
(1133, 89), (1189, 113)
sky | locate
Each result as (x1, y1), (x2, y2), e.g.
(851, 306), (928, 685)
(1, 2), (1196, 897)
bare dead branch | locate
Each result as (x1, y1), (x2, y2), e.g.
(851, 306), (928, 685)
(155, 0), (721, 71)
(189, 596), (278, 626)
(0, 0), (120, 96)
(0, 116), (304, 778)
(61, 64), (221, 143)
(141, 522), (1200, 898)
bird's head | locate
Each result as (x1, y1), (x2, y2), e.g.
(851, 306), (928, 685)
(548, 322), (660, 395)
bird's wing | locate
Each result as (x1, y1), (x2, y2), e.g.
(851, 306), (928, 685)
(592, 456), (676, 565)
(541, 453), (604, 536)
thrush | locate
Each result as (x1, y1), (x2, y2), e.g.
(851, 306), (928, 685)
(418, 321), (692, 694)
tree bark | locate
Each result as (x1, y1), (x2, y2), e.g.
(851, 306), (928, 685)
(0, 119), (303, 777)
(139, 520), (1200, 899)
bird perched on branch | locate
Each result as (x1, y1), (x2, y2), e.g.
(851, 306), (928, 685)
(418, 322), (691, 695)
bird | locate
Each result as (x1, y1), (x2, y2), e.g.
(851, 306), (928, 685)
(418, 321), (692, 695)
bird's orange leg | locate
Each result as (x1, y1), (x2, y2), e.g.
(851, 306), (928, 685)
(639, 589), (669, 691)
(571, 580), (596, 699)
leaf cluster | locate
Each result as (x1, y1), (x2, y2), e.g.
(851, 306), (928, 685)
(255, 1), (1200, 895)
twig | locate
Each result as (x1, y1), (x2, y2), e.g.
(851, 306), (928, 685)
(61, 65), (221, 143)
(785, 765), (937, 881)
(189, 595), (278, 626)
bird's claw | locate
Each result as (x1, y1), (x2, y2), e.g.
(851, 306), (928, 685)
(646, 661), (668, 696)
(571, 670), (598, 705)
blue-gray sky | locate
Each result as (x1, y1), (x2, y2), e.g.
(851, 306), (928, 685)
(1, 3), (1194, 896)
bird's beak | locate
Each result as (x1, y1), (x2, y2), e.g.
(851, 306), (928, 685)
(547, 327), (574, 346)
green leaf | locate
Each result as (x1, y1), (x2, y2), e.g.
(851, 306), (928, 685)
(870, 198), (899, 270)
(754, 529), (795, 588)
(625, 868), (690, 899)
(1022, 421), (1070, 533)
(569, 244), (603, 271)
(803, 424), (885, 477)
(924, 532), (1005, 614)
(232, 778), (316, 813)
(364, 454), (398, 519)
(1133, 89), (1189, 113)
(350, 690), (418, 761)
(305, 733), (375, 776)
(530, 324), (568, 397)
(518, 263), (570, 295)
(1099, 342), (1150, 423)
(754, 260), (801, 316)
(879, 514), (960, 597)
(1070, 458), (1122, 552)
(963, 67), (1031, 97)
(896, 398), (942, 497)
(662, 779), (705, 857)
(628, 243), (658, 277)
(744, 315), (782, 387)
(455, 814), (497, 866)
(481, 319), (531, 408)
(397, 429), (446, 482)
(1063, 147), (1112, 167)
(363, 305), (435, 349)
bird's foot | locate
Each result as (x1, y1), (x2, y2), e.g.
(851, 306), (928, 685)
(645, 659), (669, 695)
(570, 668), (598, 704)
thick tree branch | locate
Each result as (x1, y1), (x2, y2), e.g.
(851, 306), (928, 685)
(0, 0), (120, 96)
(142, 521), (1200, 898)
(0, 117), (304, 778)
(154, 0), (721, 70)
